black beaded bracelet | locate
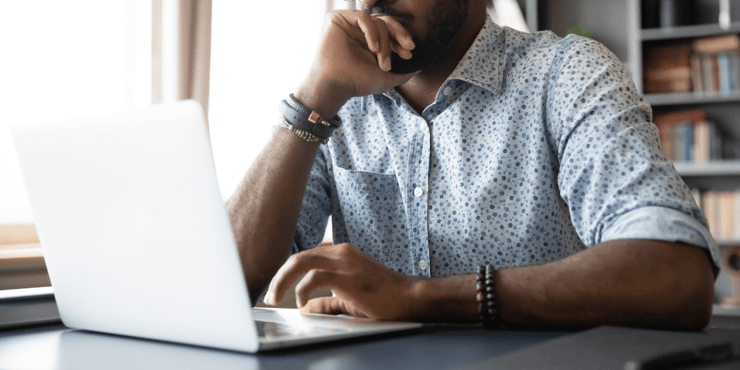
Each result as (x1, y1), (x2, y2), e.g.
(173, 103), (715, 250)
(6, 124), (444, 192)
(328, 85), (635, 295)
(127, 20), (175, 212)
(477, 264), (504, 330)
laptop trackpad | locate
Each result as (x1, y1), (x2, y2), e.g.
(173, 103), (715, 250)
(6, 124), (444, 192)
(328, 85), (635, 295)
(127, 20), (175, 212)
(253, 307), (384, 328)
(251, 308), (353, 340)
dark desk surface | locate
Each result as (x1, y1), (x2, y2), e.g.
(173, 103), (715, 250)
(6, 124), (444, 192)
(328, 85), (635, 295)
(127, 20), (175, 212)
(1, 310), (739, 370)
(0, 323), (564, 370)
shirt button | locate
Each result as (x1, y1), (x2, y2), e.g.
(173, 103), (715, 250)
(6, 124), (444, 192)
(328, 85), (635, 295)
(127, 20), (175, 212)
(443, 86), (453, 96)
(414, 187), (423, 197)
(419, 260), (428, 270)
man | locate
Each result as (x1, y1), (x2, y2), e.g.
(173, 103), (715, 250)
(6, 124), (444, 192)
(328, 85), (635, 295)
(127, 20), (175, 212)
(227, 0), (719, 329)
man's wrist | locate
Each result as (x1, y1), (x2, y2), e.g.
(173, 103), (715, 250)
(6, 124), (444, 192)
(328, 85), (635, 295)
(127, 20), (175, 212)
(295, 79), (352, 120)
(408, 275), (479, 322)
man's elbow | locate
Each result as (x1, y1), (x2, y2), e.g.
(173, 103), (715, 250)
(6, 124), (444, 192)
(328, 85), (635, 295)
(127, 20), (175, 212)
(661, 247), (715, 331)
(674, 281), (713, 331)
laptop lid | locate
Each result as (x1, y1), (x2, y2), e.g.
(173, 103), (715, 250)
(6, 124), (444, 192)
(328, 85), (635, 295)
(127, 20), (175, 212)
(12, 100), (260, 352)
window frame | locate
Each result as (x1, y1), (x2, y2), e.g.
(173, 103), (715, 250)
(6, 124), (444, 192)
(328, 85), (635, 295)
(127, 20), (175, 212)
(0, 225), (48, 291)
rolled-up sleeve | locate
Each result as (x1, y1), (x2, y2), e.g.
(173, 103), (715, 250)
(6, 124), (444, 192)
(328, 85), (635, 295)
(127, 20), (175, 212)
(547, 35), (720, 274)
(600, 207), (720, 274)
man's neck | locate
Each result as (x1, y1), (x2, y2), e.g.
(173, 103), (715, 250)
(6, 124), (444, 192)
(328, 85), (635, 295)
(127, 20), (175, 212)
(396, 11), (487, 115)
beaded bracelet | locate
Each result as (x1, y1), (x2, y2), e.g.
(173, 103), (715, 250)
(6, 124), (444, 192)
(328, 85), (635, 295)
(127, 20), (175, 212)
(477, 264), (504, 330)
(277, 116), (330, 145)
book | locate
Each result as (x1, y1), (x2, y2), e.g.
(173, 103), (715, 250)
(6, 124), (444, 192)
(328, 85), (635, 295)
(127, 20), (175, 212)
(718, 53), (732, 95)
(646, 36), (740, 95)
(690, 54), (704, 93)
(693, 121), (722, 163)
(674, 121), (694, 162)
(701, 191), (720, 237)
(701, 54), (719, 93)
(652, 109), (706, 160)
(690, 34), (740, 95)
(712, 54), (720, 94)
(643, 43), (693, 94)
(693, 121), (710, 163)
(719, 191), (736, 241)
(731, 52), (740, 92)
(644, 66), (691, 81)
(735, 191), (740, 240)
(693, 34), (740, 54)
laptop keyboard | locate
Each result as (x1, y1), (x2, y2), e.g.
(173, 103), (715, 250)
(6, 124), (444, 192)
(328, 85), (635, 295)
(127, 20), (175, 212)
(255, 320), (346, 339)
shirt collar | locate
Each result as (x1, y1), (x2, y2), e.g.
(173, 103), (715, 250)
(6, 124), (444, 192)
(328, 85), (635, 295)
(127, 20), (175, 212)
(382, 14), (506, 105)
(447, 14), (505, 94)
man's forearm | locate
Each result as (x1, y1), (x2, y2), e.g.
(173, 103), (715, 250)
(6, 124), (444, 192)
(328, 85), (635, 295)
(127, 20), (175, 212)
(227, 129), (321, 303)
(414, 239), (715, 329)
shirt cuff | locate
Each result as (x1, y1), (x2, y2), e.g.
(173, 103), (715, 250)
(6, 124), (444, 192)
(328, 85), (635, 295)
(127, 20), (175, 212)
(599, 206), (721, 276)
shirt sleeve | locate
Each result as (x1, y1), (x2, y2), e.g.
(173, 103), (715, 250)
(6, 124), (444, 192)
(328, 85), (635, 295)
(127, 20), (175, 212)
(291, 145), (333, 254)
(601, 207), (721, 275)
(545, 35), (720, 274)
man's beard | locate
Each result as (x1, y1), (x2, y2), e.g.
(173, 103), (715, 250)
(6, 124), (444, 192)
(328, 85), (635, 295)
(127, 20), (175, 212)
(386, 0), (469, 74)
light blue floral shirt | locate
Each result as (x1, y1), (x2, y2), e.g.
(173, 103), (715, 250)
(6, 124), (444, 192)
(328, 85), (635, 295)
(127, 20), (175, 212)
(291, 15), (721, 278)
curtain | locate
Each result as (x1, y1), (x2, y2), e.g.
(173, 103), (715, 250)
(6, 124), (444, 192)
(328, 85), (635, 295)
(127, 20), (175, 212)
(152, 0), (212, 124)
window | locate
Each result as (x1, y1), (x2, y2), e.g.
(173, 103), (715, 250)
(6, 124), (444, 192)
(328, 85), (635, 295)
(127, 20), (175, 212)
(1, 0), (337, 292)
(0, 1), (152, 289)
(208, 1), (334, 243)
(208, 2), (327, 199)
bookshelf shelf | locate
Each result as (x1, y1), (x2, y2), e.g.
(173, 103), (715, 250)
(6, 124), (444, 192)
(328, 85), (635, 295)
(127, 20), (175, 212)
(718, 239), (740, 247)
(641, 22), (740, 41)
(646, 92), (740, 107)
(674, 161), (740, 191)
(674, 161), (740, 177)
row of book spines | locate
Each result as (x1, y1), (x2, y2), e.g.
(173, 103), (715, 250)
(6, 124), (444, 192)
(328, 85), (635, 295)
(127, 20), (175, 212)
(692, 189), (740, 241)
(690, 52), (740, 95)
(644, 51), (740, 94)
(643, 33), (740, 94)
(658, 121), (722, 162)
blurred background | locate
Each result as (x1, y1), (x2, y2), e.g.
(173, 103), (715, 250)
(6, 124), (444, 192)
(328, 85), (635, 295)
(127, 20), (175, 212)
(2, 0), (740, 306)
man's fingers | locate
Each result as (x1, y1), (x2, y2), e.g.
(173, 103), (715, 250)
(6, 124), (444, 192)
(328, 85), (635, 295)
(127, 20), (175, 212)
(373, 14), (415, 51)
(265, 252), (337, 305)
(294, 269), (347, 308)
(391, 40), (413, 60)
(373, 18), (392, 71)
(300, 296), (348, 316)
(353, 12), (380, 53)
(341, 11), (413, 63)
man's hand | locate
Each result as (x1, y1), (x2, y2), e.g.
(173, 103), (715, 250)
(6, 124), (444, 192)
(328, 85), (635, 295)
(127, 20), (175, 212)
(263, 243), (422, 321)
(295, 10), (418, 119)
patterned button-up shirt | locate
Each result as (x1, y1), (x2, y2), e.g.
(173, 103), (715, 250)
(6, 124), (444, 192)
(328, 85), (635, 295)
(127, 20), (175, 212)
(291, 15), (720, 278)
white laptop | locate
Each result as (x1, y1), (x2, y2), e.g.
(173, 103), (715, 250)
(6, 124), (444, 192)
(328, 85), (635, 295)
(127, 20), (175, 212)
(11, 100), (421, 352)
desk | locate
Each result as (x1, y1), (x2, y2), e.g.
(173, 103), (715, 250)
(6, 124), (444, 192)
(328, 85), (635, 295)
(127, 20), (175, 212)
(1, 312), (739, 370)
(0, 323), (564, 370)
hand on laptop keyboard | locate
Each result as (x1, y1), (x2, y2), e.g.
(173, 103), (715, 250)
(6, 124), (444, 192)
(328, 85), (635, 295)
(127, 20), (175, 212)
(263, 243), (421, 321)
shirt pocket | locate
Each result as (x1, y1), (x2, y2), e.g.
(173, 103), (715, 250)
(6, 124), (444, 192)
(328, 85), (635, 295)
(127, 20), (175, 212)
(333, 165), (407, 266)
